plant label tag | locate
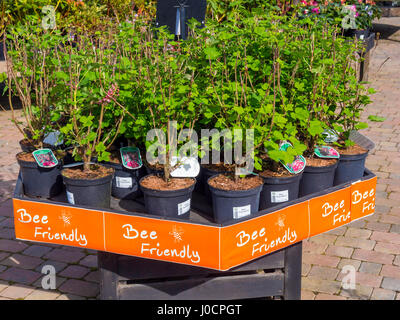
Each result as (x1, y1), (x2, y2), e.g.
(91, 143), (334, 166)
(32, 149), (58, 168)
(116, 177), (133, 189)
(322, 129), (339, 143)
(170, 156), (200, 178)
(43, 130), (63, 147)
(271, 190), (289, 203)
(233, 205), (251, 220)
(314, 146), (340, 159)
(66, 191), (75, 205)
(178, 199), (191, 216)
(278, 142), (306, 174)
(120, 147), (142, 170)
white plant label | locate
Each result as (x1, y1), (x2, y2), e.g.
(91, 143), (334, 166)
(233, 205), (251, 220)
(116, 177), (133, 189)
(271, 190), (289, 203)
(178, 199), (191, 216)
(66, 191), (75, 205)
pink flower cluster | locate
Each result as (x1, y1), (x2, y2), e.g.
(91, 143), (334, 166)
(100, 83), (119, 105)
(301, 0), (320, 14)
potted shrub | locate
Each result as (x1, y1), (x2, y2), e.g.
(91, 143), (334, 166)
(327, 51), (376, 185)
(136, 26), (201, 219)
(4, 23), (64, 198)
(289, 24), (352, 197)
(199, 19), (271, 224)
(53, 28), (126, 208)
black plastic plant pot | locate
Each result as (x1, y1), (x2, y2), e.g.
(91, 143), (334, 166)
(17, 153), (63, 198)
(299, 161), (339, 197)
(207, 175), (263, 224)
(333, 151), (369, 186)
(259, 172), (303, 211)
(61, 167), (114, 209)
(102, 161), (146, 200)
(200, 165), (229, 200)
(139, 175), (196, 219)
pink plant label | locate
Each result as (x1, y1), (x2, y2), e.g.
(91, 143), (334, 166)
(120, 147), (142, 170)
(32, 149), (58, 168)
(314, 146), (340, 159)
(279, 142), (306, 174)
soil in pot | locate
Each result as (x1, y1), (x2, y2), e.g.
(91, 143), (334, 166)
(139, 175), (196, 219)
(299, 157), (338, 197)
(17, 152), (63, 198)
(102, 152), (146, 200)
(207, 174), (263, 224)
(334, 143), (368, 186)
(61, 164), (114, 209)
(258, 163), (303, 211)
(200, 162), (235, 200)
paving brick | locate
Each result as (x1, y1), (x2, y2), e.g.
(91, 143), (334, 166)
(301, 277), (341, 295)
(22, 245), (53, 258)
(302, 253), (340, 268)
(24, 289), (61, 300)
(43, 248), (86, 264)
(371, 288), (396, 300)
(352, 249), (394, 265)
(366, 221), (391, 232)
(325, 245), (354, 258)
(308, 266), (340, 281)
(338, 259), (361, 271)
(301, 290), (315, 300)
(59, 265), (90, 279)
(381, 277), (400, 291)
(35, 260), (67, 274)
(374, 242), (400, 255)
(336, 271), (382, 288)
(79, 254), (98, 269)
(56, 293), (86, 300)
(84, 271), (99, 283)
(339, 284), (373, 300)
(0, 239), (28, 253)
(371, 231), (400, 244)
(302, 263), (311, 277)
(308, 234), (338, 245)
(59, 279), (99, 298)
(379, 214), (400, 225)
(335, 236), (376, 250)
(0, 267), (42, 285)
(0, 285), (34, 299)
(359, 262), (382, 275)
(315, 293), (347, 300)
(380, 265), (400, 279)
(0, 254), (43, 270)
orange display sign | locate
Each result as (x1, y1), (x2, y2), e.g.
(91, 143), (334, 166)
(13, 176), (377, 271)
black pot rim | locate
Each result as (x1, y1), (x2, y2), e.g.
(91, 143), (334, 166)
(338, 150), (369, 161)
(207, 174), (263, 197)
(304, 159), (339, 173)
(61, 164), (114, 186)
(139, 174), (196, 197)
(259, 171), (303, 185)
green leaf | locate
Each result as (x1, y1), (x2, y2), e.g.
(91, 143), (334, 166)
(368, 115), (386, 122)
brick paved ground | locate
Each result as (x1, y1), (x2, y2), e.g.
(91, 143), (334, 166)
(0, 18), (399, 300)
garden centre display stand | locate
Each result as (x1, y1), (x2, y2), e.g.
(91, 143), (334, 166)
(12, 167), (376, 300)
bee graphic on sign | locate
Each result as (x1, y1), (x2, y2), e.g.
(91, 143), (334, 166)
(169, 225), (184, 243)
(275, 214), (286, 230)
(59, 210), (72, 227)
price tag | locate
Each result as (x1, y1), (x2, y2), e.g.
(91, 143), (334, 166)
(278, 142), (306, 174)
(120, 147), (142, 170)
(314, 146), (340, 159)
(32, 149), (58, 168)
